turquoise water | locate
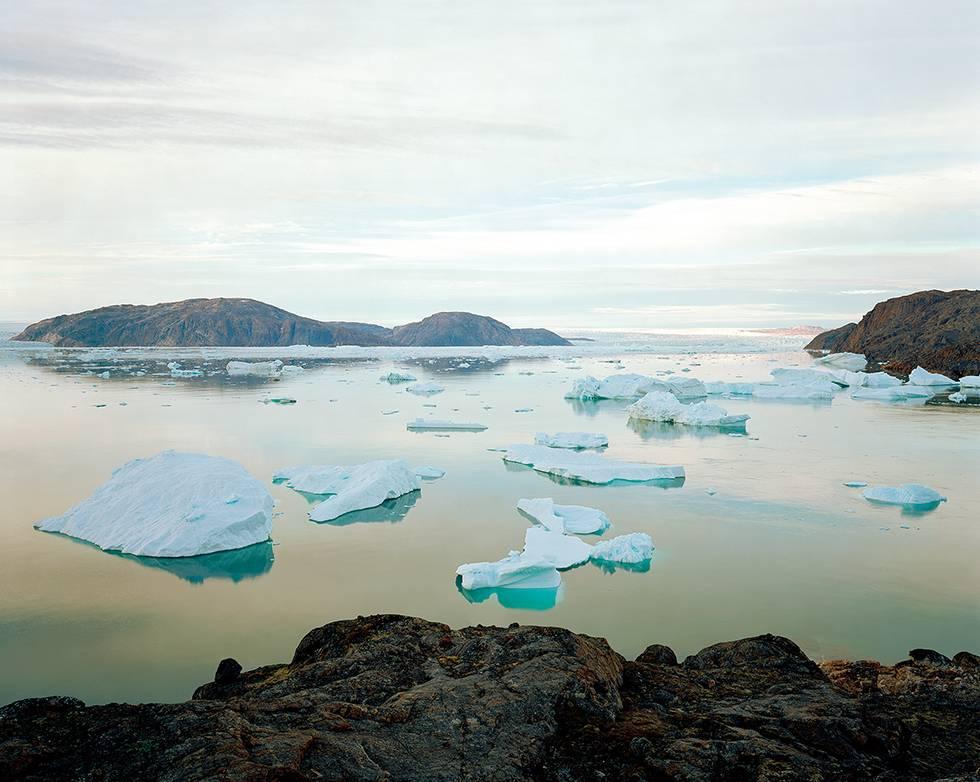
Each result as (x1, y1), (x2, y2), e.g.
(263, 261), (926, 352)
(0, 334), (977, 705)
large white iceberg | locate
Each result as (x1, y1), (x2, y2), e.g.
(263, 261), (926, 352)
(534, 432), (608, 449)
(814, 352), (867, 371)
(960, 375), (980, 388)
(504, 444), (684, 484)
(517, 497), (611, 534)
(627, 391), (749, 428)
(591, 533), (654, 564)
(908, 366), (957, 386)
(406, 382), (445, 395)
(34, 451), (274, 557)
(274, 460), (420, 522)
(227, 360), (283, 377)
(406, 418), (487, 431)
(863, 484), (946, 507)
(456, 552), (561, 590)
(565, 373), (705, 401)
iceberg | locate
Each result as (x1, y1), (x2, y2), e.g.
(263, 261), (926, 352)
(705, 381), (756, 396)
(752, 382), (837, 400)
(814, 352), (867, 371)
(414, 465), (446, 479)
(406, 418), (487, 431)
(227, 360), (283, 377)
(523, 526), (593, 569)
(534, 432), (608, 449)
(280, 364), (304, 374)
(863, 484), (947, 507)
(851, 386), (935, 401)
(591, 533), (654, 564)
(564, 373), (705, 401)
(960, 375), (980, 388)
(406, 382), (444, 395)
(908, 366), (957, 386)
(274, 460), (420, 523)
(627, 391), (749, 428)
(170, 368), (203, 378)
(456, 552), (561, 591)
(949, 392), (967, 403)
(770, 367), (846, 387)
(34, 451), (274, 558)
(381, 371), (417, 383)
(504, 444), (684, 484)
(517, 497), (611, 534)
(862, 372), (903, 388)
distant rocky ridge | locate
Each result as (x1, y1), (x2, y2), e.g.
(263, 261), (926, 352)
(1, 614), (977, 781)
(806, 289), (980, 378)
(11, 299), (571, 348)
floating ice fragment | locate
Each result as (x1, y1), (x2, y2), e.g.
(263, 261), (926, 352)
(590, 533), (653, 564)
(565, 373), (705, 401)
(380, 371), (417, 384)
(99, 371), (111, 379)
(523, 526), (592, 568)
(960, 375), (980, 388)
(705, 381), (755, 396)
(415, 466), (446, 480)
(863, 484), (946, 507)
(627, 391), (749, 428)
(851, 386), (934, 401)
(406, 382), (444, 395)
(862, 372), (903, 388)
(456, 553), (561, 590)
(504, 444), (684, 484)
(406, 418), (487, 431)
(517, 498), (610, 534)
(844, 481), (868, 488)
(949, 392), (967, 403)
(34, 451), (274, 557)
(227, 360), (283, 377)
(908, 366), (957, 386)
(261, 397), (297, 405)
(814, 352), (867, 372)
(752, 382), (836, 400)
(534, 432), (609, 450)
(274, 460), (420, 523)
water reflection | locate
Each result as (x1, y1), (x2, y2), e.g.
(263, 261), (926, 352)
(591, 558), (652, 575)
(457, 579), (563, 610)
(628, 419), (742, 441)
(565, 399), (631, 417)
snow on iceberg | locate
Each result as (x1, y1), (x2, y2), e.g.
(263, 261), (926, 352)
(863, 484), (947, 507)
(627, 391), (749, 428)
(517, 497), (610, 534)
(908, 366), (957, 386)
(381, 371), (417, 383)
(406, 381), (444, 395)
(274, 460), (420, 523)
(534, 432), (608, 449)
(504, 444), (684, 484)
(227, 360), (283, 377)
(456, 552), (561, 591)
(814, 352), (867, 372)
(590, 533), (654, 564)
(406, 418), (487, 431)
(34, 451), (274, 557)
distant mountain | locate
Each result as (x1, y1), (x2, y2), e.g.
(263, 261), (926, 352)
(805, 289), (980, 378)
(12, 298), (571, 348)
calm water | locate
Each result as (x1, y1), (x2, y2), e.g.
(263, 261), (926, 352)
(1, 332), (978, 705)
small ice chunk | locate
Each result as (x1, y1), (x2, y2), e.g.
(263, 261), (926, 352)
(517, 497), (610, 534)
(959, 375), (980, 388)
(171, 368), (203, 378)
(261, 397), (297, 405)
(863, 484), (946, 506)
(456, 552), (561, 590)
(34, 451), (273, 557)
(381, 371), (417, 383)
(908, 366), (957, 386)
(415, 466), (446, 479)
(274, 460), (420, 522)
(504, 444), (684, 484)
(534, 432), (609, 450)
(406, 418), (487, 431)
(949, 392), (967, 403)
(406, 382), (444, 395)
(590, 533), (653, 564)
(844, 481), (868, 488)
(280, 364), (304, 374)
(814, 352), (867, 371)
(227, 360), (283, 377)
(627, 391), (749, 428)
(99, 371), (110, 379)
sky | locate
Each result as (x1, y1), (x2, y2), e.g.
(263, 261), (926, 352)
(1, 0), (978, 330)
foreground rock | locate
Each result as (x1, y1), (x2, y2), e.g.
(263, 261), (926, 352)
(1, 615), (978, 781)
(806, 289), (980, 378)
(12, 298), (570, 348)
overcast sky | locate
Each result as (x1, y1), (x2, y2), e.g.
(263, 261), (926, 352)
(2, 0), (978, 329)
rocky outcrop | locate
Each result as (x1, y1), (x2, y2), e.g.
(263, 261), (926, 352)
(11, 299), (570, 348)
(1, 614), (977, 781)
(806, 289), (980, 378)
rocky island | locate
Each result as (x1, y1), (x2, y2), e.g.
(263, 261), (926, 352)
(11, 299), (571, 348)
(806, 289), (980, 378)
(1, 614), (977, 781)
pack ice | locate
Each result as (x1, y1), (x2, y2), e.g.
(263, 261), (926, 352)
(908, 367), (957, 386)
(274, 460), (420, 522)
(34, 451), (274, 557)
(406, 418), (487, 431)
(534, 432), (609, 449)
(504, 444), (684, 484)
(227, 360), (283, 377)
(627, 391), (749, 428)
(517, 497), (611, 534)
(565, 373), (706, 401)
(863, 484), (947, 507)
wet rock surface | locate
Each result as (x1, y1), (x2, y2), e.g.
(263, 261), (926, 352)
(1, 615), (977, 781)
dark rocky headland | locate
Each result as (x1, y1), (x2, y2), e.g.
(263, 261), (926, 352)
(11, 299), (571, 348)
(806, 289), (980, 378)
(1, 614), (977, 781)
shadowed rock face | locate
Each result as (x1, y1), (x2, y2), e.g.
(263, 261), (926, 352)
(11, 299), (570, 348)
(806, 289), (980, 378)
(1, 615), (977, 781)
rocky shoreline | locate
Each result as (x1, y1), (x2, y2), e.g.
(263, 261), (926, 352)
(1, 614), (977, 781)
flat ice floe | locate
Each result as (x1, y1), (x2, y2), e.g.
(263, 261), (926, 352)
(534, 431), (609, 449)
(504, 443), (684, 484)
(414, 465), (446, 479)
(565, 373), (706, 401)
(908, 366), (957, 386)
(517, 497), (611, 534)
(456, 553), (561, 591)
(851, 386), (935, 401)
(274, 460), (420, 522)
(627, 391), (749, 428)
(591, 533), (654, 564)
(406, 381), (444, 395)
(752, 381), (837, 400)
(863, 484), (947, 507)
(34, 451), (274, 557)
(380, 371), (417, 383)
(406, 418), (487, 431)
(227, 360), (283, 377)
(814, 352), (867, 371)
(705, 381), (756, 396)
